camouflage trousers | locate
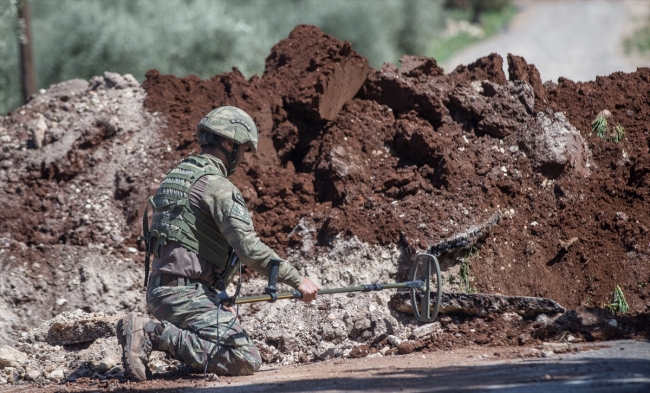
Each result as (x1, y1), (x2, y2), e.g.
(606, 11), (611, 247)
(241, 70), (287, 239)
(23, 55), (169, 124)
(146, 282), (262, 376)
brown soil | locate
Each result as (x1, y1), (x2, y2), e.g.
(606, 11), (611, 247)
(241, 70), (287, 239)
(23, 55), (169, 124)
(142, 25), (650, 312)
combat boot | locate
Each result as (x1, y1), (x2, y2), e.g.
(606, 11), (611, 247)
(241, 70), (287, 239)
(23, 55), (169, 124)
(116, 315), (162, 381)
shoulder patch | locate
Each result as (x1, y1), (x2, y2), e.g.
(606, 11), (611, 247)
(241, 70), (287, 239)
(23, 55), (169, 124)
(233, 191), (246, 205)
(229, 190), (251, 224)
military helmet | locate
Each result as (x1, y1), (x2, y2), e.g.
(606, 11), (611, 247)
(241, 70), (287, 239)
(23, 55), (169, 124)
(196, 106), (258, 153)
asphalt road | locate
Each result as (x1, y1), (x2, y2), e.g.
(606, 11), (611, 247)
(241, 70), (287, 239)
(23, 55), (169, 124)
(185, 340), (650, 393)
(442, 0), (649, 82)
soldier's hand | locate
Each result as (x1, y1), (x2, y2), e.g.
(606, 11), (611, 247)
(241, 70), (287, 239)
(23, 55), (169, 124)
(298, 277), (320, 303)
(222, 305), (239, 323)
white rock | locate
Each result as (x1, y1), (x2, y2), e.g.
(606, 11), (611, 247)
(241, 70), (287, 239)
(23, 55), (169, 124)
(56, 298), (68, 306)
(367, 352), (383, 359)
(127, 247), (138, 253)
(535, 314), (550, 326)
(608, 319), (618, 327)
(24, 366), (41, 381)
(541, 350), (554, 358)
(0, 376), (6, 385)
(412, 322), (441, 340)
(387, 335), (402, 346)
(0, 346), (29, 368)
(47, 369), (65, 381)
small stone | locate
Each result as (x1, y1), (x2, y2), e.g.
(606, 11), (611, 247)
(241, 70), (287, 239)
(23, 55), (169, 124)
(608, 319), (618, 327)
(542, 342), (569, 353)
(93, 355), (119, 374)
(24, 366), (41, 381)
(380, 346), (391, 355)
(535, 314), (550, 326)
(387, 335), (402, 347)
(541, 350), (554, 358)
(412, 322), (441, 340)
(0, 377), (6, 385)
(566, 335), (576, 342)
(47, 369), (65, 381)
(56, 298), (68, 306)
(367, 352), (383, 359)
(368, 304), (376, 312)
(353, 318), (371, 331)
(0, 346), (29, 368)
(127, 247), (138, 253)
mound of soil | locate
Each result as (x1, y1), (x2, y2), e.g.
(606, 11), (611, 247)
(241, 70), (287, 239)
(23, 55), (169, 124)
(142, 25), (650, 312)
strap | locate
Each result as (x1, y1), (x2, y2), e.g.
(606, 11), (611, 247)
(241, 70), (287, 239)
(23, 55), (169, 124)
(141, 199), (151, 287)
(151, 198), (188, 213)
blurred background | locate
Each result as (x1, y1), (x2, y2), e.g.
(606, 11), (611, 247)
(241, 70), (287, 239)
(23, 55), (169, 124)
(0, 0), (648, 116)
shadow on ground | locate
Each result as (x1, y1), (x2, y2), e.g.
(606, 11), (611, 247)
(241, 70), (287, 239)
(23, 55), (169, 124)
(120, 351), (650, 393)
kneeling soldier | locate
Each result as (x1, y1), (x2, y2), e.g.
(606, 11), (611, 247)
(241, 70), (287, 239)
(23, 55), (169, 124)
(117, 106), (319, 380)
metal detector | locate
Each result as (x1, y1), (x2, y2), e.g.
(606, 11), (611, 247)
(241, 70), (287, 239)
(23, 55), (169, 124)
(223, 253), (442, 323)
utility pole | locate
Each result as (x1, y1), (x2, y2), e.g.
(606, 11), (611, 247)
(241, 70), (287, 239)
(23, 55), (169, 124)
(18, 0), (36, 103)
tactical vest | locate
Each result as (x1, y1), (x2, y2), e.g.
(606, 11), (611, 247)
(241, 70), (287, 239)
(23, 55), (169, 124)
(140, 155), (232, 286)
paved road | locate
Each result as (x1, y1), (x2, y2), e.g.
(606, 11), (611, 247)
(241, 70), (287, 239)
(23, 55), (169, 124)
(185, 340), (650, 392)
(442, 0), (649, 82)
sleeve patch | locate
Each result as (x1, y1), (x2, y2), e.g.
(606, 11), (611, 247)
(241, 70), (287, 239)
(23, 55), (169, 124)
(229, 192), (252, 224)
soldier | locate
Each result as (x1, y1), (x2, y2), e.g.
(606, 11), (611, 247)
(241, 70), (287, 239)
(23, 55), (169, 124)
(117, 106), (319, 381)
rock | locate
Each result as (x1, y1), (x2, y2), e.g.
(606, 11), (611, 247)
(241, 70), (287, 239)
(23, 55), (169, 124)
(397, 341), (415, 355)
(353, 318), (372, 331)
(608, 319), (618, 327)
(92, 355), (119, 374)
(44, 313), (121, 345)
(541, 350), (554, 358)
(391, 292), (566, 318)
(31, 115), (48, 149)
(519, 111), (591, 179)
(47, 369), (65, 381)
(535, 314), (550, 326)
(387, 335), (402, 347)
(315, 342), (338, 361)
(0, 346), (29, 368)
(543, 342), (570, 353)
(0, 376), (6, 385)
(412, 322), (441, 340)
(24, 366), (41, 381)
(447, 80), (533, 138)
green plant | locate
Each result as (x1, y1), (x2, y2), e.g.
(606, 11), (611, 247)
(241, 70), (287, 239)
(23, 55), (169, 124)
(591, 110), (626, 143)
(591, 113), (608, 137)
(612, 124), (626, 143)
(606, 285), (629, 315)
(460, 246), (478, 293)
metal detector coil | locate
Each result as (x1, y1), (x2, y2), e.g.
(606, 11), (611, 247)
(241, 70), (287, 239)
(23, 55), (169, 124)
(408, 253), (442, 322)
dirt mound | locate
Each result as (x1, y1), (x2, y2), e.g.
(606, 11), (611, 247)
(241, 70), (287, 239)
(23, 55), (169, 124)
(143, 25), (650, 314)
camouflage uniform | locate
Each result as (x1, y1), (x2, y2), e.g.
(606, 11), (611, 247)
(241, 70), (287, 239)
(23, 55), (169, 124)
(147, 282), (260, 375)
(146, 155), (303, 375)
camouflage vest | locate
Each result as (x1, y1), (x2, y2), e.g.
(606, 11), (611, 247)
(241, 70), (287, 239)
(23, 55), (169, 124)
(142, 155), (232, 284)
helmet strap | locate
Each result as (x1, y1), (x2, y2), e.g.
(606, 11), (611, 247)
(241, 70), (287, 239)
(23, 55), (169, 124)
(215, 140), (239, 175)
